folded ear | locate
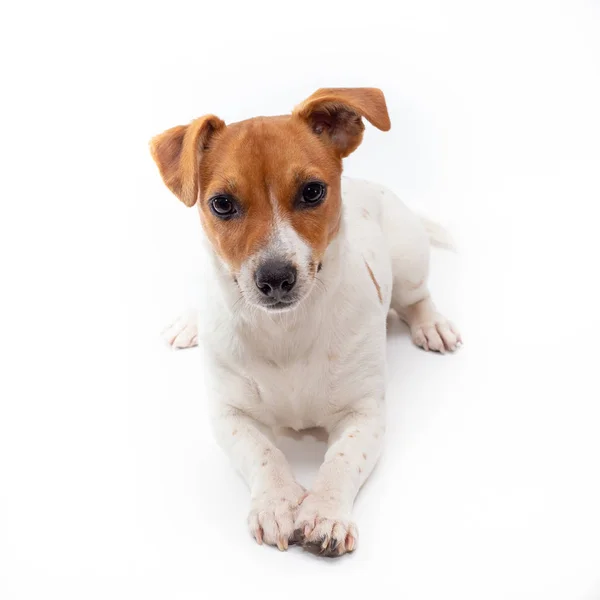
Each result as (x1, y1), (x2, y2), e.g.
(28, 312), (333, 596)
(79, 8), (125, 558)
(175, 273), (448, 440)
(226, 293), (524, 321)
(149, 115), (225, 207)
(293, 88), (391, 158)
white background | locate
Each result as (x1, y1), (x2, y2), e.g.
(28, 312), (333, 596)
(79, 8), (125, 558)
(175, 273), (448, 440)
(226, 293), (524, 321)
(1, 1), (600, 598)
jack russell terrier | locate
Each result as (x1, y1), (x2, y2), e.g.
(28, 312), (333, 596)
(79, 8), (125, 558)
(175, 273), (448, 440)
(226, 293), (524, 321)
(151, 87), (461, 557)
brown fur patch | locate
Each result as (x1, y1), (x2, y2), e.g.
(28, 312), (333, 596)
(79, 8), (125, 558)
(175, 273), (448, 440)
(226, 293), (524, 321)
(196, 116), (343, 271)
(150, 88), (391, 273)
(364, 260), (383, 304)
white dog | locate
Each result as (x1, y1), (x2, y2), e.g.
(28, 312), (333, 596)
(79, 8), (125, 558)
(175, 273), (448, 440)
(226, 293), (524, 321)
(151, 88), (461, 557)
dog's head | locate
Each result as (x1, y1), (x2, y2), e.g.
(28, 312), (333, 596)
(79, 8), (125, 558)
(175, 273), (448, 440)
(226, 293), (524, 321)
(150, 88), (390, 312)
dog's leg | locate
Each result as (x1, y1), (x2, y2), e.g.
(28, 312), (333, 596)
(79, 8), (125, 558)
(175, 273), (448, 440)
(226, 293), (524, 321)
(391, 249), (461, 353)
(213, 407), (306, 551)
(380, 194), (461, 352)
(294, 402), (384, 556)
(161, 310), (199, 349)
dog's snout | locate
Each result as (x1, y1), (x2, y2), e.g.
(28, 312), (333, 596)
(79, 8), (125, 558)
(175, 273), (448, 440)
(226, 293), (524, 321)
(255, 260), (297, 300)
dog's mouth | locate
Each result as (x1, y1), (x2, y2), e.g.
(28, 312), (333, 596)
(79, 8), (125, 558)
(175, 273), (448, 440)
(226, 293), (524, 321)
(261, 298), (300, 312)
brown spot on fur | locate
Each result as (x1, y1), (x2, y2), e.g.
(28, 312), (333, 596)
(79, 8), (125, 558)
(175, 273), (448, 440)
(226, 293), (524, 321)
(349, 434), (355, 438)
(338, 452), (345, 457)
(261, 460), (268, 467)
(232, 429), (238, 436)
(328, 352), (339, 361)
(358, 467), (363, 474)
(364, 260), (383, 304)
(362, 453), (367, 460)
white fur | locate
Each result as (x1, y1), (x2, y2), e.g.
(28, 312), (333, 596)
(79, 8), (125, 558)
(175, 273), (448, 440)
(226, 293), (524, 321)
(236, 212), (314, 310)
(164, 177), (460, 555)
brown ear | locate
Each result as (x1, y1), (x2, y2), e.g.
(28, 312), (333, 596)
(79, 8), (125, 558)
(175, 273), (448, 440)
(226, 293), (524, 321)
(293, 88), (391, 158)
(149, 115), (225, 207)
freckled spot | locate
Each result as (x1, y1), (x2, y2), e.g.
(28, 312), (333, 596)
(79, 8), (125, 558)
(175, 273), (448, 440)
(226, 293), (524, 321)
(349, 434), (355, 438)
(280, 497), (287, 502)
(338, 452), (345, 457)
(358, 467), (363, 473)
(362, 453), (367, 460)
(232, 429), (238, 436)
(264, 448), (271, 455)
(261, 460), (268, 467)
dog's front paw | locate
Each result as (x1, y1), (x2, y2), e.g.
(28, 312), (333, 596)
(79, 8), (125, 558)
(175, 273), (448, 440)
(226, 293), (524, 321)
(294, 493), (358, 557)
(161, 311), (198, 349)
(248, 482), (307, 551)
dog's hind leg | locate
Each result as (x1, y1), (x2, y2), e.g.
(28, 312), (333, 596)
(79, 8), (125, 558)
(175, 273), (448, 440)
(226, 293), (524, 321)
(380, 190), (461, 353)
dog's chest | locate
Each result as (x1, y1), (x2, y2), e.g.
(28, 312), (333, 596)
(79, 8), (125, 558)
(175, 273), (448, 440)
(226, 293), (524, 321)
(238, 312), (380, 430)
(249, 353), (332, 429)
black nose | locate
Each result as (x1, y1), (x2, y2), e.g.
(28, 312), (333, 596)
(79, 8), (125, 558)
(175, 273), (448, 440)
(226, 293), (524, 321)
(255, 260), (297, 300)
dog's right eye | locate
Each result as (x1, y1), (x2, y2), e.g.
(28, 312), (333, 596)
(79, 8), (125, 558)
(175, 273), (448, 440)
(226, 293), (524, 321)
(210, 195), (237, 218)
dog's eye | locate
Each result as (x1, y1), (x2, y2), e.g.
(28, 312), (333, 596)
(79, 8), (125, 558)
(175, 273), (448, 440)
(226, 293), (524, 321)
(210, 195), (237, 218)
(301, 182), (326, 205)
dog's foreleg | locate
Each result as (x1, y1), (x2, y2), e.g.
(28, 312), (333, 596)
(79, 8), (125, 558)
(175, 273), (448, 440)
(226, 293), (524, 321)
(213, 406), (305, 551)
(294, 401), (385, 556)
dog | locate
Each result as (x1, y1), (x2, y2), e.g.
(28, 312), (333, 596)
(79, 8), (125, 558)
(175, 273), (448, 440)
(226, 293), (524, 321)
(151, 88), (461, 557)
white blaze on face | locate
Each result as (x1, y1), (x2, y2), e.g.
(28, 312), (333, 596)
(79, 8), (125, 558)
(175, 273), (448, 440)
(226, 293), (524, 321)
(238, 206), (314, 310)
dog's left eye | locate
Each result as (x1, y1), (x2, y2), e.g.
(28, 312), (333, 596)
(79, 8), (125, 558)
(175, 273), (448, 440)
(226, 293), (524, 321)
(301, 182), (326, 205)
